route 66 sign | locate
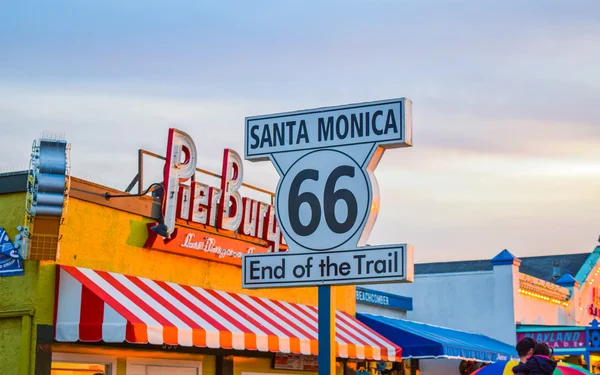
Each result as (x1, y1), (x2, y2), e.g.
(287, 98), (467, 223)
(242, 98), (414, 288)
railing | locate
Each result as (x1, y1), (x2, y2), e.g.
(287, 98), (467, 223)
(126, 149), (275, 205)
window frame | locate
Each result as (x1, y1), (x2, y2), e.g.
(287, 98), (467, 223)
(52, 352), (118, 375)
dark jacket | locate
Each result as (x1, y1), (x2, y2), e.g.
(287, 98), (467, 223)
(512, 355), (557, 375)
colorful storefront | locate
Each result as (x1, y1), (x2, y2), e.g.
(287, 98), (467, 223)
(361, 247), (600, 373)
(354, 288), (518, 375)
(0, 132), (401, 375)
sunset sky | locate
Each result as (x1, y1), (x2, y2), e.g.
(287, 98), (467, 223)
(1, 1), (599, 262)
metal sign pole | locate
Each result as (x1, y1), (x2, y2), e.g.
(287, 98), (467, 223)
(318, 285), (336, 375)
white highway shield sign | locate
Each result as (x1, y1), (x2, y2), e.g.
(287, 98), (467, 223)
(243, 98), (414, 287)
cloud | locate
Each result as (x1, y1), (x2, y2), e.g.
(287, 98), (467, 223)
(1, 1), (599, 262)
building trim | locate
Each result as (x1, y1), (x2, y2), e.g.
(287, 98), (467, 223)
(519, 273), (570, 305)
(0, 171), (27, 194)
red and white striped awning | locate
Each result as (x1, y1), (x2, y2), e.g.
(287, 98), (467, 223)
(54, 265), (400, 361)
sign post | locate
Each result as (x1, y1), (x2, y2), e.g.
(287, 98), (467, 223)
(243, 98), (414, 375)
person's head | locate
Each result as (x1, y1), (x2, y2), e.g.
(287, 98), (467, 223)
(533, 342), (553, 357)
(516, 337), (536, 358)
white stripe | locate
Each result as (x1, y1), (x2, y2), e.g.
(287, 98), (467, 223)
(258, 298), (312, 355)
(217, 292), (270, 352)
(168, 283), (242, 349)
(149, 280), (222, 340)
(335, 312), (372, 357)
(295, 305), (359, 359)
(278, 301), (319, 355)
(102, 302), (126, 342)
(239, 295), (291, 353)
(339, 312), (396, 359)
(294, 304), (348, 357)
(337, 312), (387, 360)
(164, 283), (220, 348)
(338, 343), (348, 358)
(55, 268), (82, 342)
(112, 273), (193, 346)
(78, 268), (163, 345)
(193, 287), (269, 351)
(279, 301), (318, 338)
(237, 294), (296, 352)
(142, 278), (223, 347)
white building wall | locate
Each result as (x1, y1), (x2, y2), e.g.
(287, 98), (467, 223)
(368, 263), (519, 344)
(514, 293), (567, 325)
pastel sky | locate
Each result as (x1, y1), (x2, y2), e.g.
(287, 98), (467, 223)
(1, 1), (599, 262)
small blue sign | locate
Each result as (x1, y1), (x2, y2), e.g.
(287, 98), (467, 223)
(356, 287), (413, 311)
(0, 228), (24, 277)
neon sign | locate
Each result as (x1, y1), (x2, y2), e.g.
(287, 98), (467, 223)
(160, 128), (285, 252)
(589, 287), (600, 316)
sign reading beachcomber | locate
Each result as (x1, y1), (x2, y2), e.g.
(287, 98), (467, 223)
(242, 98), (414, 288)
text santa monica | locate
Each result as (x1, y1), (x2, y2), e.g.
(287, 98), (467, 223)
(245, 99), (411, 159)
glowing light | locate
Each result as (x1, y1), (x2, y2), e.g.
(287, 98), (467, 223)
(518, 288), (567, 306)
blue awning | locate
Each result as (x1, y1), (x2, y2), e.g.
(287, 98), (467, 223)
(357, 313), (518, 362)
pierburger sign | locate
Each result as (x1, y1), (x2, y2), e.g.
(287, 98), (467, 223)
(144, 129), (287, 266)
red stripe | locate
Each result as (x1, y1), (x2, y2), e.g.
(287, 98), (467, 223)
(61, 266), (142, 325)
(127, 276), (201, 330)
(339, 311), (399, 358)
(97, 271), (176, 331)
(336, 314), (387, 357)
(229, 294), (288, 336)
(157, 281), (227, 332)
(270, 300), (317, 339)
(182, 286), (254, 335)
(79, 285), (105, 341)
(60, 266), (148, 343)
(305, 306), (365, 347)
(205, 290), (274, 335)
(251, 298), (310, 339)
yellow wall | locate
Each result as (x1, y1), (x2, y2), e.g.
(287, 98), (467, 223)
(234, 357), (344, 375)
(53, 344), (216, 375)
(0, 193), (58, 375)
(0, 317), (21, 375)
(52, 344), (345, 375)
(57, 197), (355, 312)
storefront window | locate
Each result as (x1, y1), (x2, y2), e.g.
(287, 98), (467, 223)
(51, 361), (108, 375)
(51, 354), (116, 375)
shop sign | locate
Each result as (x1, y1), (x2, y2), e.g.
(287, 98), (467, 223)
(273, 354), (318, 371)
(517, 331), (586, 349)
(356, 287), (413, 311)
(241, 98), (414, 288)
(589, 287), (600, 317)
(0, 228), (24, 277)
(159, 129), (286, 253)
(144, 224), (269, 266)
